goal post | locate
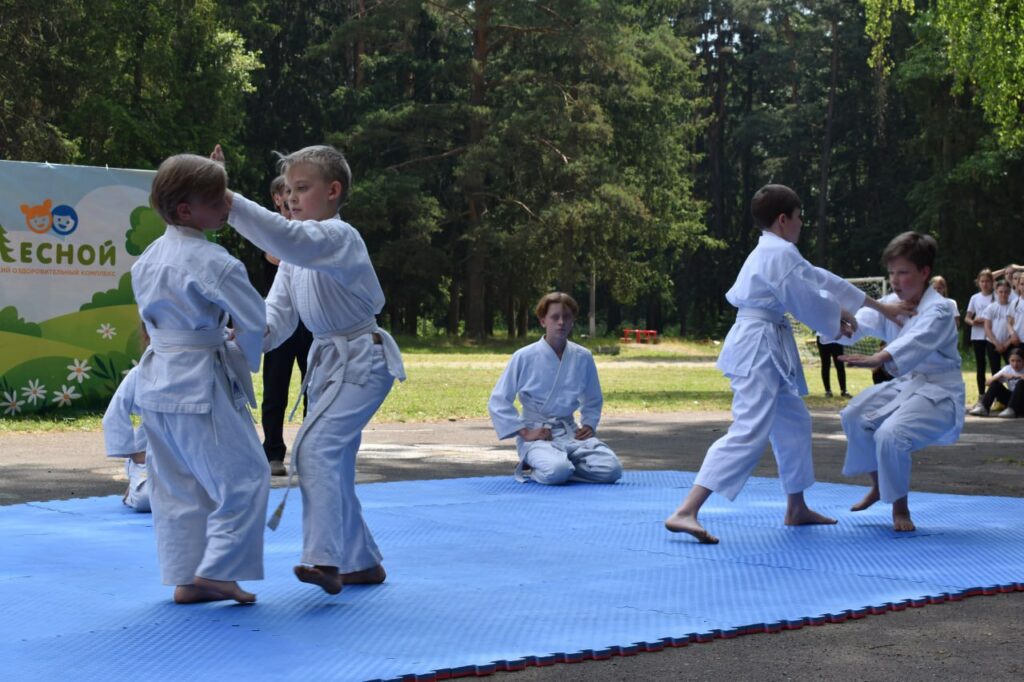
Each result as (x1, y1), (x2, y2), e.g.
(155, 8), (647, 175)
(788, 276), (889, 362)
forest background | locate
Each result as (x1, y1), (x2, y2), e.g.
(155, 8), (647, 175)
(3, 0), (1022, 341)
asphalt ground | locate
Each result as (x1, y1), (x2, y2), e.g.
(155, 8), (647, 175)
(2, 410), (1022, 681)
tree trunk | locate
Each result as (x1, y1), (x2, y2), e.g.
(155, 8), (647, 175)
(589, 263), (597, 336)
(463, 3), (493, 339)
(446, 277), (461, 335)
(815, 19), (839, 266)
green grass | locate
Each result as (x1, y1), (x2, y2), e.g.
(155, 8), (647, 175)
(0, 337), (974, 432)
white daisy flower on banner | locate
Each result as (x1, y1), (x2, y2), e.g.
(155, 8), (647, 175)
(3, 391), (25, 415)
(52, 384), (81, 407)
(66, 358), (92, 384)
(97, 323), (117, 340)
(21, 379), (46, 405)
(122, 359), (140, 376)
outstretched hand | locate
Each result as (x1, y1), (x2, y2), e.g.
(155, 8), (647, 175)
(210, 144), (225, 166)
(838, 351), (888, 369)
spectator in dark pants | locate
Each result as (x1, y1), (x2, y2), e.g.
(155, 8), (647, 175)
(816, 335), (849, 397)
(259, 176), (313, 475)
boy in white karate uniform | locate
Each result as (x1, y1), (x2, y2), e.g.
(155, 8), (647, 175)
(665, 184), (905, 543)
(132, 154), (269, 604)
(221, 144), (405, 596)
(835, 232), (965, 532)
(102, 366), (151, 512)
(489, 292), (622, 485)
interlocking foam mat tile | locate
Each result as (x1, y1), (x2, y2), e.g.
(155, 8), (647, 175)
(2, 471), (1022, 681)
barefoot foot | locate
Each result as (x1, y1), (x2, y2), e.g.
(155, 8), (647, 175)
(341, 564), (386, 584)
(178, 577), (256, 604)
(664, 512), (719, 544)
(294, 565), (343, 595)
(785, 507), (838, 526)
(850, 488), (880, 512)
(892, 511), (916, 532)
(174, 584), (232, 604)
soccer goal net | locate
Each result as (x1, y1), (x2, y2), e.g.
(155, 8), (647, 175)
(788, 276), (889, 362)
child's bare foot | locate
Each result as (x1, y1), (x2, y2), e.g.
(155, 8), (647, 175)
(174, 584), (231, 604)
(175, 578), (256, 604)
(294, 564), (343, 595)
(850, 488), (880, 511)
(664, 512), (719, 544)
(892, 497), (915, 532)
(341, 564), (386, 584)
(784, 507), (838, 526)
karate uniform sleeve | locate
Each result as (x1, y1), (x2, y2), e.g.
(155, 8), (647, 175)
(228, 193), (366, 275)
(102, 368), (141, 457)
(777, 261), (842, 336)
(211, 259), (267, 372)
(488, 354), (526, 440)
(264, 263), (300, 352)
(578, 353), (603, 431)
(883, 303), (953, 375)
(813, 266), (868, 312)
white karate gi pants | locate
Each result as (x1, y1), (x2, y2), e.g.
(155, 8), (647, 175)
(840, 381), (956, 503)
(518, 426), (622, 485)
(695, 343), (815, 500)
(141, 371), (270, 586)
(297, 344), (393, 571)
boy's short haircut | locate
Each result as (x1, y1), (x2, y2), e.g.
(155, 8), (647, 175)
(881, 231), (937, 271)
(535, 292), (579, 319)
(751, 184), (801, 230)
(150, 154), (227, 225)
(277, 145), (352, 205)
(269, 174), (287, 198)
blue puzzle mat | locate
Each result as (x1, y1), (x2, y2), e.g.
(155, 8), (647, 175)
(2, 471), (1022, 681)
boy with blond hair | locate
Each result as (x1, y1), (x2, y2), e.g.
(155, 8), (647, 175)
(130, 154), (269, 603)
(489, 292), (622, 485)
(665, 184), (907, 543)
(219, 144), (405, 596)
(836, 232), (965, 531)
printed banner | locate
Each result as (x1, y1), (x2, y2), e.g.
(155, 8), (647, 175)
(0, 160), (164, 416)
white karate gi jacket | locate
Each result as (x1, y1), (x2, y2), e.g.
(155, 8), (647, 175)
(717, 232), (866, 395)
(833, 287), (965, 446)
(102, 366), (146, 457)
(131, 226), (265, 411)
(488, 338), (602, 439)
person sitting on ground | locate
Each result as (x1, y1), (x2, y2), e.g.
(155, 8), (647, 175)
(102, 364), (151, 513)
(969, 348), (1024, 418)
(488, 292), (623, 486)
